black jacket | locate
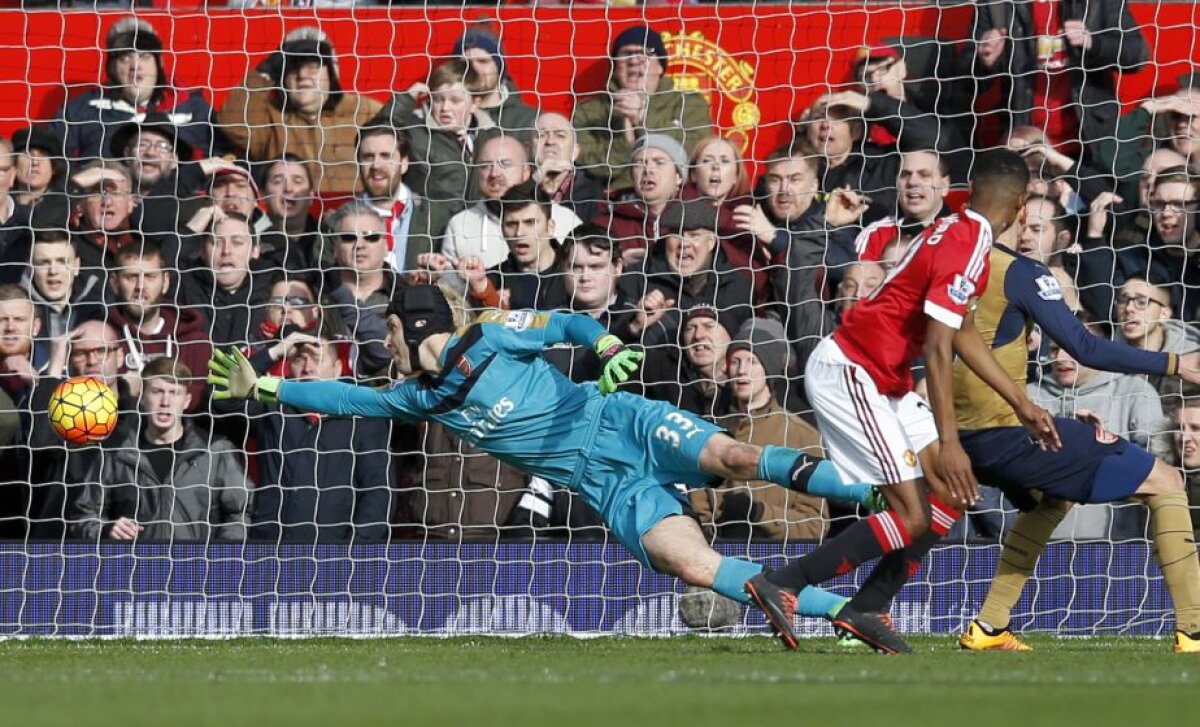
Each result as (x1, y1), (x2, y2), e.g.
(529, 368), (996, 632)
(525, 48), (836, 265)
(970, 0), (1148, 155)
(242, 351), (394, 543)
(177, 267), (272, 348)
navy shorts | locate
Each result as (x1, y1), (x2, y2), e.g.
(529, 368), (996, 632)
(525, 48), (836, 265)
(961, 417), (1155, 504)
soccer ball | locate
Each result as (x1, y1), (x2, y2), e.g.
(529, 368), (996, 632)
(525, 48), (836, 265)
(47, 376), (118, 445)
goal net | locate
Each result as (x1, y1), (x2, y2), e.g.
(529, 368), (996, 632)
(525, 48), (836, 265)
(0, 2), (1194, 638)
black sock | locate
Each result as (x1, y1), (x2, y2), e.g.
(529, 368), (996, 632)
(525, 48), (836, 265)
(765, 512), (910, 590)
(848, 529), (941, 613)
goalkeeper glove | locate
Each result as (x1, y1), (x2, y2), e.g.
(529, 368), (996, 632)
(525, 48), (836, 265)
(207, 347), (282, 404)
(594, 334), (642, 395)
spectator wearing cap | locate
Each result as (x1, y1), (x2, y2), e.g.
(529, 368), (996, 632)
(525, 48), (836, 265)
(691, 317), (828, 542)
(457, 181), (566, 312)
(107, 112), (223, 237)
(11, 126), (66, 210)
(636, 304), (733, 419)
(573, 24), (713, 191)
(533, 112), (606, 226)
(218, 27), (382, 195)
(967, 0), (1148, 161)
(50, 17), (229, 163)
(592, 133), (686, 267)
(354, 125), (439, 272)
(454, 29), (539, 135)
(196, 160), (311, 274)
(615, 198), (753, 356)
(737, 143), (861, 364)
(433, 132), (581, 291)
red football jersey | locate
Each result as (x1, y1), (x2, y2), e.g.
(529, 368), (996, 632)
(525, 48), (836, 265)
(854, 216), (904, 261)
(835, 208), (994, 397)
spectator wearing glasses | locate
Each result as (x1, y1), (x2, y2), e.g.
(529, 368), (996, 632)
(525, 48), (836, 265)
(437, 132), (581, 290)
(1114, 275), (1200, 407)
(573, 25), (714, 192)
(1081, 168), (1200, 322)
(27, 320), (138, 540)
(322, 202), (401, 378)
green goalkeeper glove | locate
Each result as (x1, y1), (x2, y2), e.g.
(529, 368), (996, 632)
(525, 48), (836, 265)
(207, 347), (282, 404)
(594, 334), (642, 395)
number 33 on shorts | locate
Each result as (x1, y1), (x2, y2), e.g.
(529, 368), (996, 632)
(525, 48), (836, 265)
(654, 411), (699, 448)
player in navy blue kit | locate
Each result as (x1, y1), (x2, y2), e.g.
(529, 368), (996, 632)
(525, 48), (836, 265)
(208, 283), (881, 625)
(848, 235), (1200, 653)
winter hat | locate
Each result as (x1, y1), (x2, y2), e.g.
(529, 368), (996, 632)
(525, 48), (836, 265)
(631, 133), (688, 179)
(611, 25), (669, 68)
(454, 30), (506, 81)
(659, 198), (719, 238)
(726, 316), (789, 380)
(105, 18), (167, 92)
(107, 111), (194, 161)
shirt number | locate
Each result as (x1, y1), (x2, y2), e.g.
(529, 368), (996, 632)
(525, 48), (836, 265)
(654, 412), (699, 449)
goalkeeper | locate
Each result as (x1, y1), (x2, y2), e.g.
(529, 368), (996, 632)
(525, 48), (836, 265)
(209, 284), (880, 623)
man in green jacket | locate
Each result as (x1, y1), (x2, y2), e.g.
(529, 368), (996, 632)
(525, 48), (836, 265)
(573, 25), (713, 192)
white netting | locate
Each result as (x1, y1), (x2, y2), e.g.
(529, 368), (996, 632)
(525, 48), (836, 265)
(0, 3), (1195, 637)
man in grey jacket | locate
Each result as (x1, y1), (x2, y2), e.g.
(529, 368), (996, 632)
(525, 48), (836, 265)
(71, 357), (249, 542)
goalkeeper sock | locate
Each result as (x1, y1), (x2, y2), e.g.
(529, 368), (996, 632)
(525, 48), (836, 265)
(766, 511), (911, 590)
(712, 558), (847, 618)
(1146, 490), (1200, 634)
(758, 446), (875, 508)
(848, 496), (960, 613)
(713, 557), (762, 605)
(978, 498), (1070, 630)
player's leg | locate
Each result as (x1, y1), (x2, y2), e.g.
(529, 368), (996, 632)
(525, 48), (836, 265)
(961, 496), (1072, 651)
(697, 433), (881, 510)
(1131, 459), (1200, 651)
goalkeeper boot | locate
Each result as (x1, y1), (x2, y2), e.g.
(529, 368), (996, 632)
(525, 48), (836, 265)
(958, 620), (1031, 652)
(745, 573), (800, 651)
(1174, 630), (1200, 654)
(836, 612), (892, 649)
(832, 606), (912, 654)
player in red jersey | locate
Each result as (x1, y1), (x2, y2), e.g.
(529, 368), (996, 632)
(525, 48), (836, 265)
(745, 149), (1061, 653)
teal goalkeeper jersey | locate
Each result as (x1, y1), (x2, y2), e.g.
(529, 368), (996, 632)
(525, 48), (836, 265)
(275, 310), (610, 488)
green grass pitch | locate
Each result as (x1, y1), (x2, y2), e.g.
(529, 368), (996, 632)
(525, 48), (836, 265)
(2, 635), (1194, 726)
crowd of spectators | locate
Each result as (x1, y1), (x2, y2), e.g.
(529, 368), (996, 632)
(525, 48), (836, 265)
(0, 7), (1197, 545)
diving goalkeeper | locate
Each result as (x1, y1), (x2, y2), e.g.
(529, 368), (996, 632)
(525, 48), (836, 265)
(208, 283), (883, 627)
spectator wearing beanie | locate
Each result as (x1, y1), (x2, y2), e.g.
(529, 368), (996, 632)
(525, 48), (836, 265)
(691, 316), (829, 543)
(635, 303), (734, 419)
(573, 24), (713, 192)
(218, 27), (382, 195)
(592, 133), (687, 265)
(454, 30), (539, 135)
(51, 17), (229, 162)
